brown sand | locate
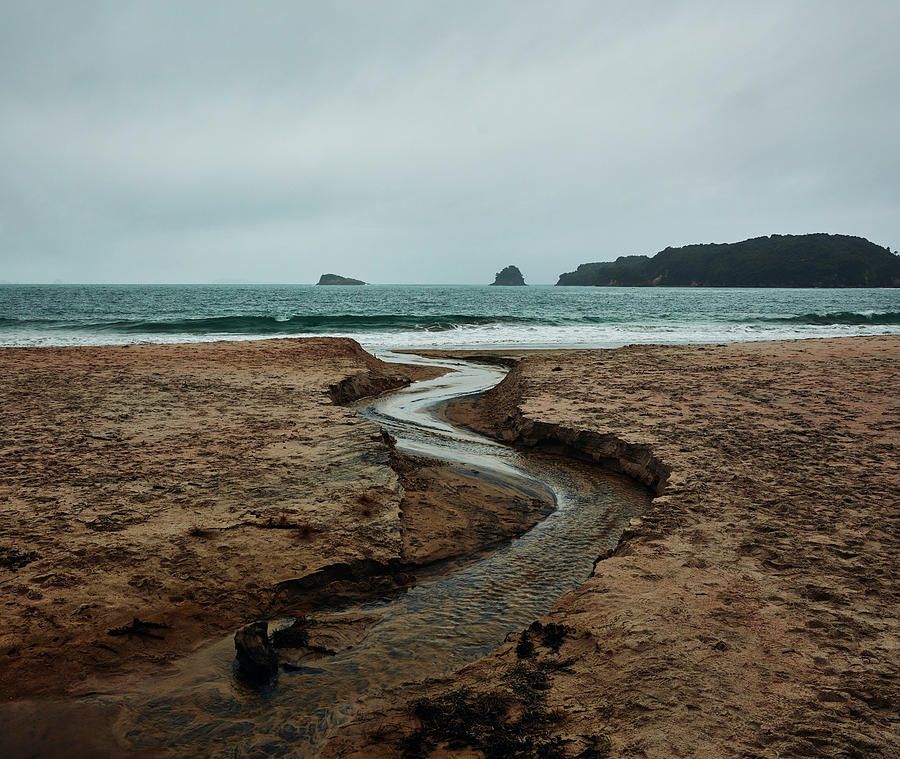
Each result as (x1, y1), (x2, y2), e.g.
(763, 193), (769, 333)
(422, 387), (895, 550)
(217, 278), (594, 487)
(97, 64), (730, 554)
(324, 336), (900, 758)
(0, 338), (551, 701)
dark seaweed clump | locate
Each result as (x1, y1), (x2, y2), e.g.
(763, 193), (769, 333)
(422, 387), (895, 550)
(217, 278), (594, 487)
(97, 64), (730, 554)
(0, 547), (39, 571)
(517, 621), (572, 659)
(271, 618), (310, 649)
(398, 635), (609, 759)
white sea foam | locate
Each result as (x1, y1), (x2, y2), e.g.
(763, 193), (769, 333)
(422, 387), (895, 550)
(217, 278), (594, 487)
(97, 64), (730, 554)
(3, 321), (898, 350)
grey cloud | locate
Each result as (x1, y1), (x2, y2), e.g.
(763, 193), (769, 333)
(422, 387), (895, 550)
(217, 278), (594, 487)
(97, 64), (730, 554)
(1, 1), (898, 283)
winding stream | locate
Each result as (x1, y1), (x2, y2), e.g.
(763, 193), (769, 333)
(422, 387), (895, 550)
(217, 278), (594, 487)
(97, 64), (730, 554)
(16, 354), (650, 758)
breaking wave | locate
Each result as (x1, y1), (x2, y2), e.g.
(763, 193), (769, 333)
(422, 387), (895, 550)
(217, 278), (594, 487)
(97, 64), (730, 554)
(757, 311), (900, 326)
(0, 313), (555, 334)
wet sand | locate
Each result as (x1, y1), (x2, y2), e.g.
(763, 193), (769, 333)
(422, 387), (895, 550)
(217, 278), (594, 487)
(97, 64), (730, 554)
(2, 335), (898, 757)
(0, 338), (552, 705)
(324, 336), (900, 758)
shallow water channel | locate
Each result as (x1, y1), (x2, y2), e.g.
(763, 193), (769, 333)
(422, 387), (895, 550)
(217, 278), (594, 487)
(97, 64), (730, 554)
(11, 354), (651, 758)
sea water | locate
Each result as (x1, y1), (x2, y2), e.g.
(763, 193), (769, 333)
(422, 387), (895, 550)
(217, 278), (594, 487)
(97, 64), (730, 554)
(0, 284), (898, 349)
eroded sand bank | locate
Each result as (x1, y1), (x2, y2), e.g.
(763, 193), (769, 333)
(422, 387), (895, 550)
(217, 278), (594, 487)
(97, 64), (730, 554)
(325, 336), (899, 758)
(0, 338), (551, 703)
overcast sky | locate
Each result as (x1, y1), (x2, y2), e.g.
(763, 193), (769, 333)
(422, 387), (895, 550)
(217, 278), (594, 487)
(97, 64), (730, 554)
(1, 1), (898, 284)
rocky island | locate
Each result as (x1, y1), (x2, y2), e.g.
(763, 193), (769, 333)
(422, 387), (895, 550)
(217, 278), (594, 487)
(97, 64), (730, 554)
(490, 265), (526, 286)
(317, 274), (366, 285)
(557, 233), (900, 287)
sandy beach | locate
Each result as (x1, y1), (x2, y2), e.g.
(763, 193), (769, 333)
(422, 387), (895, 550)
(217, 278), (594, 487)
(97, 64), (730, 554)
(324, 336), (899, 758)
(4, 2), (898, 754)
(0, 338), (551, 705)
(1, 335), (897, 758)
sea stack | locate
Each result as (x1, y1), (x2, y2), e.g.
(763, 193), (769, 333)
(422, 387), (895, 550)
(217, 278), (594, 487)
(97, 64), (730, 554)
(317, 274), (366, 285)
(490, 265), (526, 286)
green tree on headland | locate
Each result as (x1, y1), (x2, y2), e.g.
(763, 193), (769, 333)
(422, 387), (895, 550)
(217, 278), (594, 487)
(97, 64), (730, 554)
(556, 234), (900, 287)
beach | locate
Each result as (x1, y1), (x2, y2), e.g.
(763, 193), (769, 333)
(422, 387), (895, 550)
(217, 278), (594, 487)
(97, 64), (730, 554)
(1, 335), (898, 757)
(0, 338), (551, 706)
(4, 1), (899, 754)
(324, 336), (900, 758)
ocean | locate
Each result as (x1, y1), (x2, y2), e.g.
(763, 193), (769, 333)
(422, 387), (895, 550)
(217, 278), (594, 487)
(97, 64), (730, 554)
(1, 284), (898, 350)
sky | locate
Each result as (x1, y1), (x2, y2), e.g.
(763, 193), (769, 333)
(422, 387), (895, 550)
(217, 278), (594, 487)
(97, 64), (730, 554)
(1, 1), (898, 284)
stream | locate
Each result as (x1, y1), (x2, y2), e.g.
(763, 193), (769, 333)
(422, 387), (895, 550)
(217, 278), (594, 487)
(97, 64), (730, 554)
(9, 354), (651, 758)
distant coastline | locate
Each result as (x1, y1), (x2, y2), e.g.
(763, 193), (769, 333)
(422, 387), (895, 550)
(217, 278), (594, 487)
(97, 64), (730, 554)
(556, 233), (900, 288)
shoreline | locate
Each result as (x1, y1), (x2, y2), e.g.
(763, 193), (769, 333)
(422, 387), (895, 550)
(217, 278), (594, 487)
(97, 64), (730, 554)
(5, 330), (900, 353)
